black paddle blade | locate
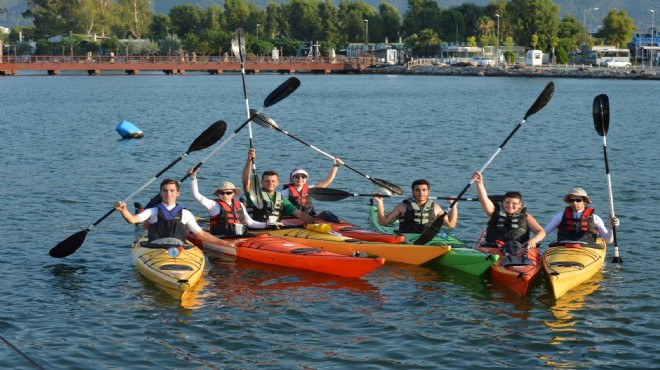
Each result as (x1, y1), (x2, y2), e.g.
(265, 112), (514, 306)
(49, 229), (89, 258)
(414, 214), (447, 245)
(372, 178), (403, 195)
(249, 172), (265, 209)
(188, 120), (227, 152)
(250, 109), (279, 129)
(523, 81), (555, 120)
(308, 187), (352, 201)
(237, 28), (246, 61)
(593, 94), (610, 137)
(264, 77), (301, 107)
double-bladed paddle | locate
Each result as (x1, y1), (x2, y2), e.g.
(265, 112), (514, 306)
(415, 81), (555, 245)
(251, 113), (403, 195)
(232, 28), (264, 209)
(142, 77), (302, 209)
(593, 94), (621, 263)
(49, 120), (228, 258)
(307, 187), (505, 202)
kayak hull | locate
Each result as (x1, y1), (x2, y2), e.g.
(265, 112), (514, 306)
(543, 239), (607, 299)
(284, 216), (405, 244)
(251, 227), (450, 265)
(423, 247), (500, 276)
(188, 233), (384, 278)
(368, 205), (496, 274)
(131, 234), (206, 297)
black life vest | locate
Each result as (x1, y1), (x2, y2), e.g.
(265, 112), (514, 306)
(147, 204), (187, 244)
(249, 191), (284, 223)
(209, 199), (245, 236)
(284, 184), (315, 215)
(485, 202), (530, 244)
(557, 206), (599, 242)
(399, 199), (436, 233)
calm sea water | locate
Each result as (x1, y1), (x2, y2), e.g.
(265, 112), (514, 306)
(1, 72), (658, 369)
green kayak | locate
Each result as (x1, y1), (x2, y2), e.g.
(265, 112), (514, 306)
(368, 205), (498, 276)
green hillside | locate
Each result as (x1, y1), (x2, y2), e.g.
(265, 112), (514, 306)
(1, 0), (656, 32)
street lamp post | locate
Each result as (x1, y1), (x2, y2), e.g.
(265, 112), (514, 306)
(652, 10), (656, 68)
(495, 13), (500, 65)
(257, 23), (260, 42)
(583, 7), (598, 35)
(364, 19), (369, 46)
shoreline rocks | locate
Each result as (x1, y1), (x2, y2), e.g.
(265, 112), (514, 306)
(364, 64), (660, 80)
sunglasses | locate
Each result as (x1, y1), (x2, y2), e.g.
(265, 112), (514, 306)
(218, 191), (234, 195)
(568, 198), (584, 203)
(293, 175), (308, 179)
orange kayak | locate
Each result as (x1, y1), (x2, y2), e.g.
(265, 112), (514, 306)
(187, 233), (384, 278)
(476, 231), (541, 296)
(252, 226), (450, 265)
(283, 214), (405, 244)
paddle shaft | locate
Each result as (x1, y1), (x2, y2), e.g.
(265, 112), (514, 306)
(414, 82), (555, 245)
(601, 119), (621, 262)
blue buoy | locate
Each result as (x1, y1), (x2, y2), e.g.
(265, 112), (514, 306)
(116, 120), (144, 139)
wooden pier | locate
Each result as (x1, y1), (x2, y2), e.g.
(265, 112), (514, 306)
(0, 55), (369, 76)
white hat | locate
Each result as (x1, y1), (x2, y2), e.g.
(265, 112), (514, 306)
(289, 168), (309, 181)
(214, 181), (241, 196)
(563, 187), (591, 204)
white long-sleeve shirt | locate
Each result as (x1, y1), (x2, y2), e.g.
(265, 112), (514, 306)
(135, 205), (202, 234)
(544, 209), (613, 243)
(190, 178), (266, 229)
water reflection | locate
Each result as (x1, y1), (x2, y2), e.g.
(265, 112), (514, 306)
(542, 272), (604, 368)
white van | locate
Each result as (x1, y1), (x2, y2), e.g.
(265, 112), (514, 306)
(525, 50), (543, 66)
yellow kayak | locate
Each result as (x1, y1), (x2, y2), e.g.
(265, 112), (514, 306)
(131, 233), (206, 298)
(252, 226), (450, 265)
(542, 238), (607, 299)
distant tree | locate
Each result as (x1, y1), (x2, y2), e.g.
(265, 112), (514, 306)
(600, 9), (636, 48)
(403, 0), (441, 36)
(169, 3), (203, 38)
(23, 0), (79, 36)
(467, 35), (476, 47)
(438, 9), (464, 43)
(224, 0), (250, 32)
(506, 0), (559, 51)
(379, 3), (403, 43)
(149, 14), (172, 40)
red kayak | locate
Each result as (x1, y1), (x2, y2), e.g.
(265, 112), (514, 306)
(283, 212), (405, 244)
(187, 233), (384, 278)
(475, 230), (541, 296)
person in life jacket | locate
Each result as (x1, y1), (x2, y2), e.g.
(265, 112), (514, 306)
(544, 187), (619, 243)
(282, 158), (342, 216)
(114, 178), (229, 247)
(241, 148), (316, 225)
(187, 167), (267, 237)
(372, 179), (457, 233)
(473, 172), (546, 249)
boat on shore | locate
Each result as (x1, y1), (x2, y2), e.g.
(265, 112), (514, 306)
(187, 232), (384, 278)
(543, 239), (607, 299)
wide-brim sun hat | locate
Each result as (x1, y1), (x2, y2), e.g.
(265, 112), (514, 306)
(214, 181), (241, 196)
(563, 187), (591, 204)
(289, 168), (309, 181)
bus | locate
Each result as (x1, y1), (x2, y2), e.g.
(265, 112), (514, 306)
(586, 48), (631, 66)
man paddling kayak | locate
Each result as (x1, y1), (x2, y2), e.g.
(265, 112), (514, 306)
(543, 187), (619, 243)
(114, 178), (227, 247)
(372, 179), (457, 233)
(472, 172), (546, 249)
(242, 148), (316, 225)
(188, 167), (267, 236)
(282, 157), (342, 216)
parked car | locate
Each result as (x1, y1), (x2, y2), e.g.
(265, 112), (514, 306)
(601, 59), (632, 68)
(469, 57), (495, 66)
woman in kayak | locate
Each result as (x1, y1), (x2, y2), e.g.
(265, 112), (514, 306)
(114, 178), (227, 246)
(543, 187), (619, 243)
(282, 157), (342, 216)
(373, 179), (457, 233)
(188, 167), (267, 237)
(473, 172), (545, 249)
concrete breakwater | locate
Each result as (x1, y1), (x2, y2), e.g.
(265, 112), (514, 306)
(366, 64), (660, 80)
